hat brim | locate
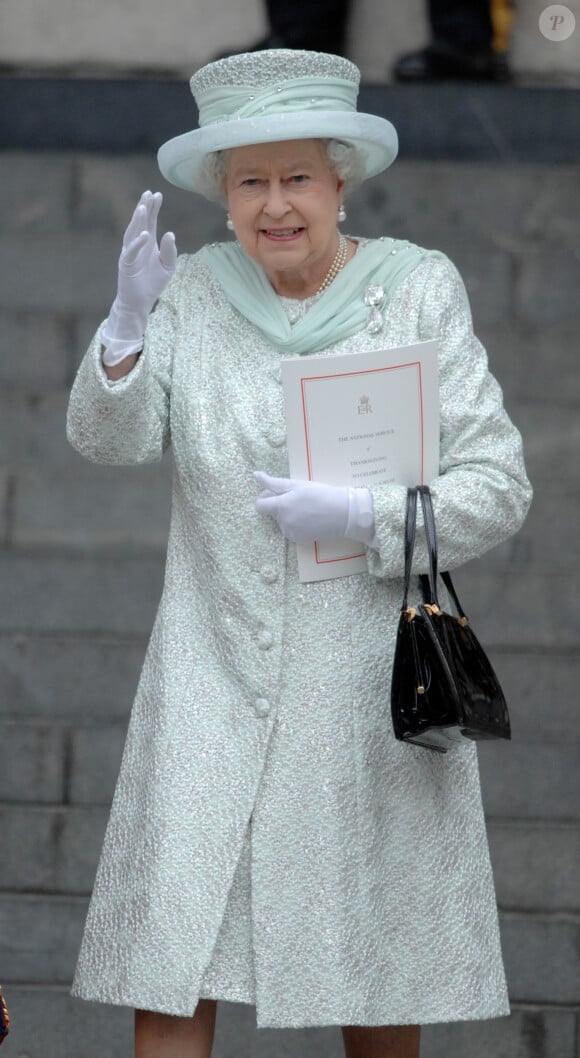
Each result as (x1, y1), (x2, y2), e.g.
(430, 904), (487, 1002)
(157, 111), (398, 195)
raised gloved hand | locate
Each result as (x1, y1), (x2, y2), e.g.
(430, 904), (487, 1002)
(254, 471), (378, 546)
(101, 190), (178, 366)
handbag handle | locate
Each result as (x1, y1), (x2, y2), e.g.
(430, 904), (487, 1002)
(418, 485), (469, 625)
(401, 487), (418, 611)
(403, 485), (469, 623)
(417, 485), (440, 609)
(440, 570), (469, 625)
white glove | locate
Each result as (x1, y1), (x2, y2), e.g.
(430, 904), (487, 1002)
(254, 472), (378, 547)
(101, 190), (178, 366)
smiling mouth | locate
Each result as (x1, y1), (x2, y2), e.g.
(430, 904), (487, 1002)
(261, 227), (304, 238)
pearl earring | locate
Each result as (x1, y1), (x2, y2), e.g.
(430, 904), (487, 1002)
(338, 205), (346, 223)
(226, 212), (235, 231)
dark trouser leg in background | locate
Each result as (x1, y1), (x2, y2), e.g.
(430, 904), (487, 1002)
(394, 0), (512, 80)
(429, 0), (493, 52)
(265, 0), (352, 54)
(215, 0), (351, 60)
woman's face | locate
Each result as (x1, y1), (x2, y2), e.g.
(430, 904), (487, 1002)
(224, 139), (345, 293)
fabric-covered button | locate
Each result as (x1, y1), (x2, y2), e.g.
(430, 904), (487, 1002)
(267, 429), (286, 448)
(261, 565), (279, 583)
(257, 630), (273, 650)
(254, 697), (270, 716)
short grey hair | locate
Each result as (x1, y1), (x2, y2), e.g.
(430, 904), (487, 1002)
(196, 138), (368, 207)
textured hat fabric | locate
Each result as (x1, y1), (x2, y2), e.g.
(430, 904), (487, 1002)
(157, 50), (398, 195)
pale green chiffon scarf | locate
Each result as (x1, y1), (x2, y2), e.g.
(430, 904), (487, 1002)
(202, 237), (446, 356)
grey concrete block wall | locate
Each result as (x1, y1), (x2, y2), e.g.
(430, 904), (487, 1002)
(1, 149), (579, 1056)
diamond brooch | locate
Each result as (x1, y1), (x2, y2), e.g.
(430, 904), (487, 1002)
(364, 284), (385, 333)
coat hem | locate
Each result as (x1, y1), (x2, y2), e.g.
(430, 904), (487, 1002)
(71, 984), (510, 1029)
(253, 1002), (512, 1030)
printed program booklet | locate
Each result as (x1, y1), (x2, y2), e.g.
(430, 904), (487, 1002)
(281, 339), (440, 582)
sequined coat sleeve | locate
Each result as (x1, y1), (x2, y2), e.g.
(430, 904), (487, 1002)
(366, 255), (532, 579)
(66, 256), (190, 465)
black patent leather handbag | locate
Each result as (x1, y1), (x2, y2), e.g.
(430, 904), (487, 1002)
(390, 485), (511, 753)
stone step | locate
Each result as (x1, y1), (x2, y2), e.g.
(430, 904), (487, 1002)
(500, 913), (580, 1006)
(3, 224), (579, 329)
(1, 391), (102, 472)
(350, 161), (580, 254)
(470, 485), (578, 574)
(448, 566), (578, 649)
(0, 721), (127, 805)
(0, 893), (88, 983)
(487, 821), (580, 913)
(0, 985), (133, 1058)
(3, 81), (580, 159)
(1, 154), (579, 328)
(485, 652), (580, 743)
(0, 233), (121, 314)
(0, 634), (146, 720)
(2, 804), (578, 913)
(0, 384), (569, 489)
(3, 150), (579, 251)
(0, 549), (573, 647)
(2, 309), (579, 421)
(1, 717), (578, 816)
(0, 805), (108, 894)
(482, 321), (580, 407)
(0, 308), (74, 391)
(1, 636), (577, 742)
(0, 893), (578, 1005)
(0, 722), (65, 803)
(424, 1006), (578, 1058)
(11, 465), (172, 551)
(476, 738), (580, 822)
(4, 469), (569, 566)
(2, 986), (577, 1058)
(0, 553), (165, 636)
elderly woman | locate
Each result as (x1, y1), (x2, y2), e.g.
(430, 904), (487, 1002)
(66, 49), (531, 1058)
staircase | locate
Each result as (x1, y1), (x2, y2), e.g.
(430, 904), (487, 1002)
(0, 71), (579, 1058)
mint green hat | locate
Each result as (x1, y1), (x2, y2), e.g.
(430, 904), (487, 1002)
(157, 49), (398, 196)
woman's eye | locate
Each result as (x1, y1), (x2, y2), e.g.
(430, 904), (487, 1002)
(290, 175), (307, 183)
(242, 178), (259, 186)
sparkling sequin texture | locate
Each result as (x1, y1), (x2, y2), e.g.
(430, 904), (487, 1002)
(66, 240), (532, 1028)
(191, 49), (360, 94)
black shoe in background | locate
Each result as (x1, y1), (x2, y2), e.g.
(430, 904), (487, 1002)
(393, 43), (513, 83)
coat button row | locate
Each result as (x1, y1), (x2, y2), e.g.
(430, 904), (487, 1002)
(254, 697), (270, 716)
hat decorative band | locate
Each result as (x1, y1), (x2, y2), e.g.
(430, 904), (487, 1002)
(158, 51), (399, 194)
(197, 77), (358, 127)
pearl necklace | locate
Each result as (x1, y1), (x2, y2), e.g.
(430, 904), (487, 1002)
(316, 234), (348, 295)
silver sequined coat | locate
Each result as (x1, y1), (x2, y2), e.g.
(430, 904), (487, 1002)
(66, 240), (532, 1029)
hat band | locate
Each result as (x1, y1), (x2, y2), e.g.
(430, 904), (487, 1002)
(197, 76), (358, 127)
